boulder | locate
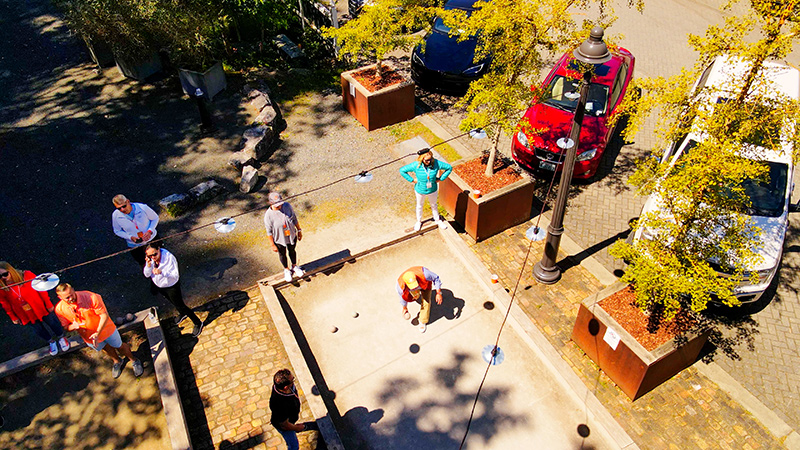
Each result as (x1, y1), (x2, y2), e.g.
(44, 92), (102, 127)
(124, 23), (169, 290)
(189, 179), (225, 203)
(250, 93), (271, 111)
(242, 125), (275, 160)
(254, 105), (278, 127)
(159, 193), (191, 217)
(240, 166), (259, 193)
(228, 151), (254, 171)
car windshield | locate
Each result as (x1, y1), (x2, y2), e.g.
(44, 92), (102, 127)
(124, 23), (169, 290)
(739, 161), (788, 217)
(543, 75), (609, 116)
(432, 9), (473, 35)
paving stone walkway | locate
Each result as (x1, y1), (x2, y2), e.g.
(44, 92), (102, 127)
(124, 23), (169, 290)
(166, 288), (321, 450)
(462, 222), (785, 449)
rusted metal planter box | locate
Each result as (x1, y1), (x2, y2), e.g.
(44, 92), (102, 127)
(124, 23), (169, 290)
(340, 65), (415, 131)
(571, 282), (710, 401)
(439, 161), (536, 242)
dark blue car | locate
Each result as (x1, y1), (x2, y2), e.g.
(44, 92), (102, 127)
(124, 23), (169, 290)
(411, 0), (490, 95)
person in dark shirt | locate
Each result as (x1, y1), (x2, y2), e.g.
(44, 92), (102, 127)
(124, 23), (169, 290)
(269, 369), (317, 450)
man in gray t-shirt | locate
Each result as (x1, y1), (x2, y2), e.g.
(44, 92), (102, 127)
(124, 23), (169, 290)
(264, 192), (305, 282)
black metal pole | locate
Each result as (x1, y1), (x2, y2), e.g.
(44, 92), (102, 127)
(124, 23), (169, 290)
(532, 70), (591, 284)
(194, 88), (213, 132)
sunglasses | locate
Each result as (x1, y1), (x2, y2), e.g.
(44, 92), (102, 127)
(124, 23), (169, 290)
(0, 272), (8, 277)
(116, 204), (129, 210)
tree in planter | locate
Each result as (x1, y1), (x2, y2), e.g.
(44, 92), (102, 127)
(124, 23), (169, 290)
(609, 0), (800, 320)
(442, 0), (641, 176)
(322, 0), (435, 80)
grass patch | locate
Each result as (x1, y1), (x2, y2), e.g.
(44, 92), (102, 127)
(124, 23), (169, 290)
(387, 119), (461, 162)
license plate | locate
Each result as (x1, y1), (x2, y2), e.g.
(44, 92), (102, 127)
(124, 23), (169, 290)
(539, 161), (556, 171)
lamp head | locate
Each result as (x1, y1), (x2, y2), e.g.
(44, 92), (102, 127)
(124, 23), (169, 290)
(573, 27), (611, 65)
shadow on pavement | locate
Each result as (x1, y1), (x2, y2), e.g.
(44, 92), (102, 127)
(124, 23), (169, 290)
(557, 228), (631, 274)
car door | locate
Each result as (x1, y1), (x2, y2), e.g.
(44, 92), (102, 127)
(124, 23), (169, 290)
(604, 61), (629, 143)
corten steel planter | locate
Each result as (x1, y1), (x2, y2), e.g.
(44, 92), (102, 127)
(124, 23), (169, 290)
(438, 160), (536, 242)
(83, 37), (114, 68)
(571, 282), (711, 401)
(178, 61), (227, 101)
(115, 53), (163, 81)
(340, 64), (415, 131)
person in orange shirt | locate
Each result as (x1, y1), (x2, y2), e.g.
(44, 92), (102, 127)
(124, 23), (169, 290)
(54, 283), (143, 379)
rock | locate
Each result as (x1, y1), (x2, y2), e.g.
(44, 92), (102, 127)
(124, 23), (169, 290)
(330, 326), (338, 333)
(189, 179), (225, 203)
(159, 193), (191, 217)
(228, 151), (254, 171)
(240, 165), (259, 193)
(242, 125), (275, 160)
(253, 105), (278, 127)
(352, 311), (359, 318)
(273, 34), (305, 59)
(250, 93), (270, 111)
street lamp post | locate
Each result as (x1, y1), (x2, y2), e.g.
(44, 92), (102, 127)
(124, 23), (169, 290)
(533, 26), (611, 284)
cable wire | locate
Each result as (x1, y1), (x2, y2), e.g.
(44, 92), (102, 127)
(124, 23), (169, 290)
(1, 108), (532, 290)
(458, 139), (565, 449)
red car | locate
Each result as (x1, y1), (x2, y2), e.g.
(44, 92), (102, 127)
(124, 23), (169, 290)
(511, 47), (635, 179)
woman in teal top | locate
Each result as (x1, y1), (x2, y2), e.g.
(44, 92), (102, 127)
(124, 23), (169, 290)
(399, 149), (453, 231)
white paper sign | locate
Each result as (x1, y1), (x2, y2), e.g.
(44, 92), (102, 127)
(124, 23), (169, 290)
(349, 83), (356, 97)
(603, 327), (621, 350)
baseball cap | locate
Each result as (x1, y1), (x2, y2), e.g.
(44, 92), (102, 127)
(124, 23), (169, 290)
(268, 192), (284, 207)
(402, 271), (419, 290)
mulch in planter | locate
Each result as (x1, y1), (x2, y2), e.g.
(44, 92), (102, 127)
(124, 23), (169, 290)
(598, 285), (695, 351)
(351, 66), (405, 92)
(453, 154), (523, 195)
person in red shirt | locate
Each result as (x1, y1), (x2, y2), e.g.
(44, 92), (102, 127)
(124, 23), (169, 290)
(0, 262), (70, 356)
(54, 283), (143, 379)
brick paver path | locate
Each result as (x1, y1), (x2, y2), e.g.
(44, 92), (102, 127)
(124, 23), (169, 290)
(167, 287), (320, 450)
(464, 223), (785, 449)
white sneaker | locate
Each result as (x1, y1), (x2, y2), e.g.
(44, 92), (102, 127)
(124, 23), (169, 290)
(419, 323), (427, 333)
(58, 337), (70, 352)
(435, 219), (448, 230)
(413, 222), (422, 232)
(48, 341), (58, 356)
(283, 268), (293, 282)
(292, 266), (305, 277)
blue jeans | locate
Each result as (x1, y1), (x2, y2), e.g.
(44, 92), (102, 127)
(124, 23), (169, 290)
(276, 428), (299, 450)
(28, 311), (65, 342)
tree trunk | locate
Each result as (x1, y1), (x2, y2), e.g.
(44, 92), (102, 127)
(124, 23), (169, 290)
(376, 60), (384, 79)
(484, 124), (502, 177)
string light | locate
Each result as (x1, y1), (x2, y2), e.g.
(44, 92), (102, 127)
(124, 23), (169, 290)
(1, 109), (531, 291)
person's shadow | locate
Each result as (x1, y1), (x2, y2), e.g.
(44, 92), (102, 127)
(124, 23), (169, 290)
(426, 289), (465, 325)
(339, 406), (385, 450)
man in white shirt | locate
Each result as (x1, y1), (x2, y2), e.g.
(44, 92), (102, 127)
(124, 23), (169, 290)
(143, 243), (203, 337)
(112, 194), (159, 267)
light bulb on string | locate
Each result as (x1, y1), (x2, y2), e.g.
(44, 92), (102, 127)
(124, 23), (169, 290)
(31, 273), (59, 292)
(481, 344), (504, 365)
(469, 128), (487, 139)
(526, 225), (547, 241)
(214, 217), (236, 233)
(354, 171), (373, 183)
